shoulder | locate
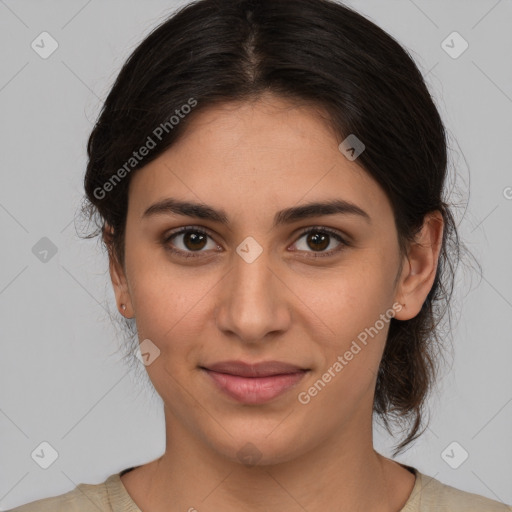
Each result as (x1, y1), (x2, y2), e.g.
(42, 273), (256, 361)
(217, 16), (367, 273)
(6, 473), (127, 512)
(403, 470), (512, 511)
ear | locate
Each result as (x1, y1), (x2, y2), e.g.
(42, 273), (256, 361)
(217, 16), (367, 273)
(104, 223), (134, 318)
(393, 211), (444, 321)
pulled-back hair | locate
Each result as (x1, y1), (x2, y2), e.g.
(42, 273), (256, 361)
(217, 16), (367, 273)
(81, 0), (467, 454)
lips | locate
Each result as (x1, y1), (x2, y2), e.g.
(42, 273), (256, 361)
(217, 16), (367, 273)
(200, 360), (309, 404)
(204, 360), (307, 377)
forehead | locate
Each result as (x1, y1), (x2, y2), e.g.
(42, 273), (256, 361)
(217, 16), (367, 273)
(128, 95), (392, 227)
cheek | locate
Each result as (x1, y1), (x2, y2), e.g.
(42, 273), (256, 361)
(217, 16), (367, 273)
(132, 274), (211, 342)
(295, 255), (395, 394)
(125, 245), (221, 367)
(300, 255), (393, 340)
(295, 293), (392, 426)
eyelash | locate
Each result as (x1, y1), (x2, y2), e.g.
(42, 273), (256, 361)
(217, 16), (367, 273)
(162, 225), (350, 259)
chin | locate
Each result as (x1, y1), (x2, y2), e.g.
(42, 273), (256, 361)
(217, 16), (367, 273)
(201, 423), (312, 468)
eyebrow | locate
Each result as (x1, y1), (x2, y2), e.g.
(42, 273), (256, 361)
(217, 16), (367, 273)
(142, 197), (371, 227)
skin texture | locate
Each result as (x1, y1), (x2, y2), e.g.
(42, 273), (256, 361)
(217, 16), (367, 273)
(110, 93), (443, 511)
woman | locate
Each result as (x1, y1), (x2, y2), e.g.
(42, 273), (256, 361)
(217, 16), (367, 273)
(9, 0), (511, 510)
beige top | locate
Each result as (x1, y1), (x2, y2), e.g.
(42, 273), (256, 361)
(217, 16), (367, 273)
(7, 466), (512, 511)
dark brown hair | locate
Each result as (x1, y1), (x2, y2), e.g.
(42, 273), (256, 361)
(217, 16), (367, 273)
(81, 0), (468, 454)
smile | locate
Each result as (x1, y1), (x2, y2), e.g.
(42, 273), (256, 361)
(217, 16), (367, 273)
(200, 360), (309, 404)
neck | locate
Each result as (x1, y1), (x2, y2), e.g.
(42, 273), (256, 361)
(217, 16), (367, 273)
(123, 406), (415, 512)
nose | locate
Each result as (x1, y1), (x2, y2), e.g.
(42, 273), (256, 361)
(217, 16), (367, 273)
(214, 248), (291, 344)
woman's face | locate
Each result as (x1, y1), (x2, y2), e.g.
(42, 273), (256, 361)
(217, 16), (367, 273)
(113, 94), (413, 464)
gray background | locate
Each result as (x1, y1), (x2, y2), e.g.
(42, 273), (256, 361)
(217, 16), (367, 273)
(0, 0), (511, 508)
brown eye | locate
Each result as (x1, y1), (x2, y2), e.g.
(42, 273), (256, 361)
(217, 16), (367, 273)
(291, 227), (349, 257)
(182, 231), (208, 251)
(163, 227), (219, 258)
(306, 231), (330, 251)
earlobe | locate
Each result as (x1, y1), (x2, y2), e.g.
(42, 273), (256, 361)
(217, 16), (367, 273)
(110, 256), (134, 318)
(393, 211), (444, 321)
(105, 224), (134, 318)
